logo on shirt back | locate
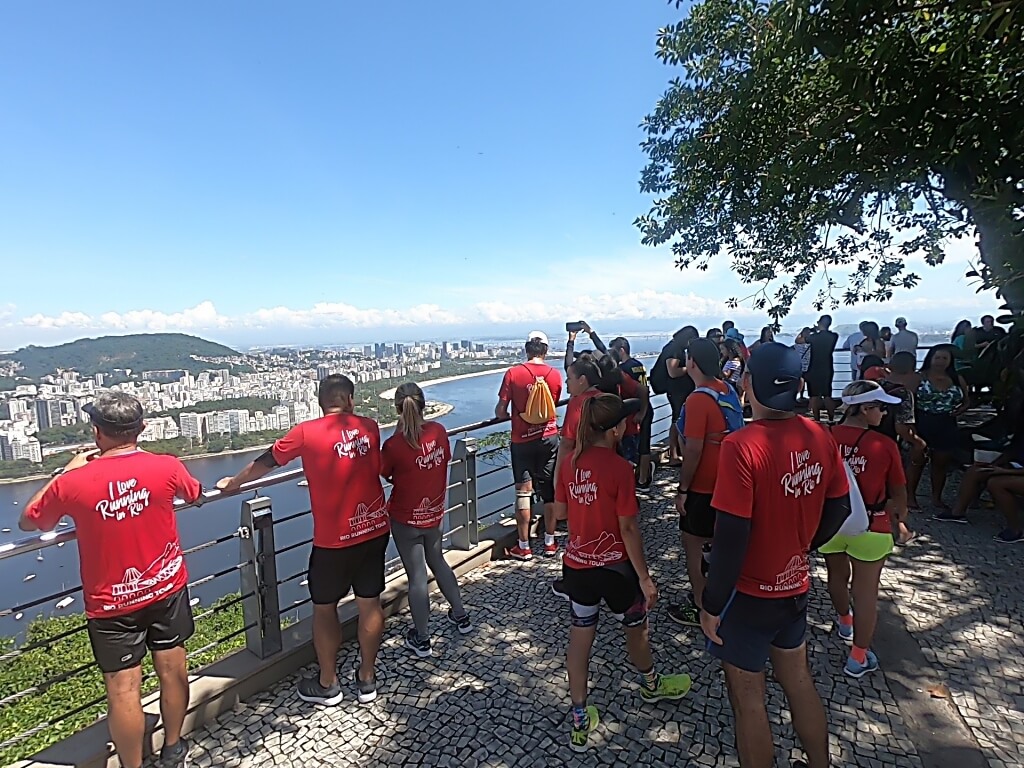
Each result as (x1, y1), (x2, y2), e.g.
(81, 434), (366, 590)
(781, 450), (824, 498)
(96, 478), (152, 521)
(334, 428), (371, 459)
(568, 468), (598, 504)
(841, 444), (867, 476)
(415, 438), (446, 470)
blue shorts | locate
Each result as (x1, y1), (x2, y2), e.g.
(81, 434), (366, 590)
(707, 591), (808, 673)
(619, 435), (640, 464)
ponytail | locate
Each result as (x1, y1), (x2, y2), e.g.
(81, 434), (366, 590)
(572, 393), (623, 469)
(395, 382), (426, 449)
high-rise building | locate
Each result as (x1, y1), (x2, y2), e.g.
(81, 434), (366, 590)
(94, 373), (105, 387)
(179, 413), (206, 440)
(363, 345), (373, 357)
(0, 434), (13, 462)
(33, 399), (62, 430)
(461, 340), (471, 349)
(8, 399), (28, 421)
(226, 409), (250, 434)
(316, 365), (331, 381)
(272, 405), (291, 430)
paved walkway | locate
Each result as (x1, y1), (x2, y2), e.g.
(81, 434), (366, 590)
(173, 471), (1023, 768)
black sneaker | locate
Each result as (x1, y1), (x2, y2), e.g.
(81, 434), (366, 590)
(932, 511), (968, 524)
(354, 669), (377, 704)
(159, 738), (190, 768)
(446, 608), (473, 635)
(666, 602), (701, 627)
(404, 627), (432, 657)
(551, 579), (570, 602)
(296, 675), (344, 706)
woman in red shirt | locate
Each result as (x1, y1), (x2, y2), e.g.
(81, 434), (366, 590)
(381, 383), (471, 658)
(554, 393), (691, 752)
(819, 381), (907, 679)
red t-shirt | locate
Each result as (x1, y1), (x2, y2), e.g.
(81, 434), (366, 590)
(23, 451), (201, 619)
(555, 446), (638, 569)
(618, 375), (642, 437)
(381, 421), (452, 528)
(682, 380), (731, 495)
(832, 425), (905, 534)
(711, 417), (848, 598)
(498, 362), (563, 443)
(273, 412), (388, 548)
(561, 388), (600, 443)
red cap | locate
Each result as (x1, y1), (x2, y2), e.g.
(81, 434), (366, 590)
(863, 366), (889, 382)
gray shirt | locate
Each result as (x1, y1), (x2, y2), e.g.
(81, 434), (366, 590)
(891, 329), (919, 355)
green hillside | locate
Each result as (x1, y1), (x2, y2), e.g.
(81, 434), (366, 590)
(2, 333), (243, 378)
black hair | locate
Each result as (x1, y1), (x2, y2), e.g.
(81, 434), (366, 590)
(569, 357), (602, 389)
(674, 325), (699, 342)
(952, 319), (972, 342)
(573, 394), (623, 469)
(921, 344), (958, 378)
(318, 374), (355, 405)
(594, 354), (622, 394)
(862, 321), (881, 342)
(859, 355), (885, 378)
(609, 336), (630, 355)
(525, 340), (548, 358)
(890, 351), (916, 374)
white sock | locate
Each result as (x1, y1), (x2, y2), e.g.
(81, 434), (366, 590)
(518, 539), (529, 551)
(545, 533), (555, 547)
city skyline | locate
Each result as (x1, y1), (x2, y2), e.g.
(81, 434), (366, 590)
(0, 2), (1002, 350)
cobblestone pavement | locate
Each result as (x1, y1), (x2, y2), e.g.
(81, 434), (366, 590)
(172, 471), (1021, 768)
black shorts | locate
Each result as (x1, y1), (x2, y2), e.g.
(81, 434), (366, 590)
(510, 436), (558, 503)
(707, 591), (808, 673)
(561, 562), (647, 627)
(87, 587), (194, 674)
(806, 368), (833, 398)
(308, 531), (390, 604)
(668, 390), (687, 425)
(916, 410), (960, 455)
(681, 491), (715, 538)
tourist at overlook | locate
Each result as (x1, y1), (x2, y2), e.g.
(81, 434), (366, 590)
(821, 381), (906, 679)
(951, 319), (975, 374)
(749, 326), (774, 354)
(382, 383), (471, 658)
(554, 393), (691, 752)
(700, 342), (850, 768)
(609, 335), (655, 488)
(720, 339), (745, 387)
(794, 327), (814, 402)
(494, 331), (562, 561)
(667, 338), (737, 628)
(651, 325), (700, 466)
(890, 317), (919, 356)
(916, 346), (969, 511)
(974, 314), (1006, 349)
(217, 374), (389, 706)
(854, 322), (887, 373)
(19, 392), (202, 768)
(807, 315), (839, 424)
(562, 320), (607, 371)
(880, 352), (928, 510)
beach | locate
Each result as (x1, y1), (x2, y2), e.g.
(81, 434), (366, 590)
(378, 367), (505, 399)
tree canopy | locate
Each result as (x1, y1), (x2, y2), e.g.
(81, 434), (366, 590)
(636, 0), (1024, 321)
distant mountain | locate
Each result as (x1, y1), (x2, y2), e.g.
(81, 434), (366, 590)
(2, 333), (243, 378)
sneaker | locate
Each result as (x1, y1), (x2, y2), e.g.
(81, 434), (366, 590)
(638, 672), (692, 703)
(296, 676), (344, 706)
(932, 511), (968, 524)
(159, 739), (190, 768)
(843, 650), (879, 679)
(835, 614), (854, 645)
(551, 579), (570, 602)
(994, 528), (1024, 544)
(447, 608), (473, 634)
(544, 541), (559, 557)
(507, 544), (533, 561)
(569, 705), (600, 752)
(666, 602), (700, 627)
(354, 669), (377, 704)
(404, 628), (432, 658)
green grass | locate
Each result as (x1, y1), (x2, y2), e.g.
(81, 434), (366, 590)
(0, 594), (252, 765)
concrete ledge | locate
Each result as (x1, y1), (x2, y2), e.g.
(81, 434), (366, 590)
(15, 521), (518, 768)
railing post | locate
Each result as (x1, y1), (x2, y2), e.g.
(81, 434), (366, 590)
(239, 496), (283, 658)
(448, 438), (479, 550)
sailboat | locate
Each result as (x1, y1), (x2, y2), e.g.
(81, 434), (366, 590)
(23, 574), (35, 582)
(297, 479), (309, 487)
(55, 596), (74, 609)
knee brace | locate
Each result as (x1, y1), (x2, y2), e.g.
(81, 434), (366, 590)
(515, 490), (533, 512)
(570, 601), (600, 628)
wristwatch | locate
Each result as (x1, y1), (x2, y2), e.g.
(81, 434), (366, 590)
(677, 486), (688, 495)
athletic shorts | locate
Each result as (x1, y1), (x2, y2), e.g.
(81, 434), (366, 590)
(87, 587), (195, 674)
(680, 491), (715, 539)
(707, 591), (808, 673)
(561, 563), (647, 628)
(619, 435), (640, 464)
(806, 368), (834, 398)
(510, 436), (558, 503)
(668, 390), (687, 425)
(308, 531), (390, 604)
(819, 531), (893, 562)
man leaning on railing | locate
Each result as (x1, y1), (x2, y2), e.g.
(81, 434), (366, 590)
(18, 391), (202, 768)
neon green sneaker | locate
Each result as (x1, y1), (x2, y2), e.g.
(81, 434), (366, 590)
(639, 672), (692, 703)
(569, 705), (599, 752)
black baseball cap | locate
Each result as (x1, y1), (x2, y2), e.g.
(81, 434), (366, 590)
(592, 397), (643, 432)
(685, 338), (723, 378)
(83, 392), (144, 430)
(746, 342), (802, 412)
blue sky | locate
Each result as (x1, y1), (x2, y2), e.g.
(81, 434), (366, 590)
(0, 1), (1000, 349)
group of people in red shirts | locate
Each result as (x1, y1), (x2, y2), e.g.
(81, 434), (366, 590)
(18, 322), (920, 768)
(19, 375), (472, 768)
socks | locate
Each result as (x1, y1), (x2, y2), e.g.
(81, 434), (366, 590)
(838, 612), (854, 627)
(850, 645), (868, 665)
(639, 666), (659, 691)
(518, 539), (529, 551)
(571, 704), (589, 728)
(545, 533), (555, 547)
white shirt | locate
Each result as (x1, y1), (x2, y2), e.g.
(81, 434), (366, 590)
(843, 332), (865, 374)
